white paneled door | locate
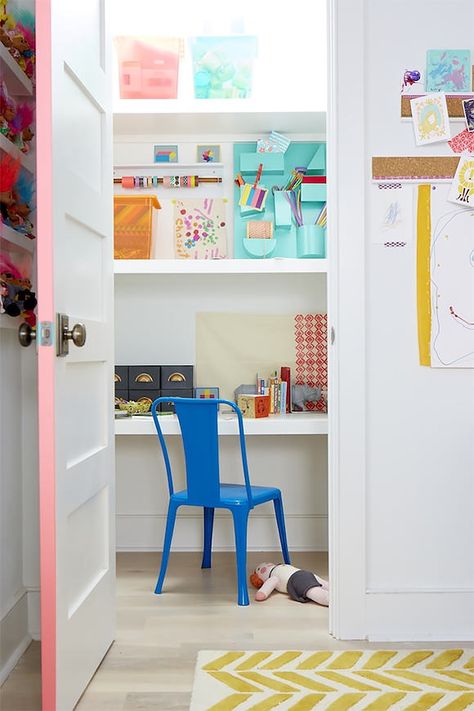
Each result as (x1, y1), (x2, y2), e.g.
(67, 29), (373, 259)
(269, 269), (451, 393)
(35, 1), (115, 708)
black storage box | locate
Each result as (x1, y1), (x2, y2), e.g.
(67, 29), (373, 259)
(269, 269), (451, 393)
(128, 389), (161, 408)
(114, 366), (128, 391)
(160, 365), (194, 390)
(159, 389), (194, 412)
(128, 366), (161, 390)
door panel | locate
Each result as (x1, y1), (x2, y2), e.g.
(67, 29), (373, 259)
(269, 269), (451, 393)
(36, 1), (114, 708)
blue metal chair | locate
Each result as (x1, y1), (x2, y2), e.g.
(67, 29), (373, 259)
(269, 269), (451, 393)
(151, 397), (291, 606)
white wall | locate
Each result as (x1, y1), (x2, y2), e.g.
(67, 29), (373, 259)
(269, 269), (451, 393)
(114, 134), (329, 551)
(333, 0), (474, 640)
(0, 330), (31, 681)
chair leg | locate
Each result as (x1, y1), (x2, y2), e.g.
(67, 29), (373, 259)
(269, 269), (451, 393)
(201, 507), (215, 569)
(273, 495), (291, 564)
(231, 508), (250, 606)
(155, 500), (179, 594)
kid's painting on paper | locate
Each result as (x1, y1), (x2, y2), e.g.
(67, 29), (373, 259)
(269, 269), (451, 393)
(174, 198), (228, 259)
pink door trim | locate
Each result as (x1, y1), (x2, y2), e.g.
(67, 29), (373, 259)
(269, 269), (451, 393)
(36, 0), (56, 708)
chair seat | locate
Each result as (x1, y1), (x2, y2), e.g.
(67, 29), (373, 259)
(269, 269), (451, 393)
(172, 483), (281, 507)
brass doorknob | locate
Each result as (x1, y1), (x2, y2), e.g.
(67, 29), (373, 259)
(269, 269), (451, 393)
(65, 322), (86, 348)
(18, 323), (36, 347)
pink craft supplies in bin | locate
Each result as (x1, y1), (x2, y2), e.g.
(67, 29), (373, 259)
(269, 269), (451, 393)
(114, 37), (181, 99)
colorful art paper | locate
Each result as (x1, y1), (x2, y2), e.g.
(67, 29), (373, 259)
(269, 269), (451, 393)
(426, 49), (471, 93)
(448, 154), (474, 207)
(238, 183), (268, 211)
(448, 128), (474, 154)
(370, 183), (413, 244)
(416, 184), (474, 367)
(154, 145), (178, 163)
(114, 195), (160, 259)
(174, 198), (227, 259)
(411, 94), (451, 145)
(191, 36), (257, 99)
(197, 145), (221, 163)
(401, 69), (422, 94)
(462, 98), (474, 132)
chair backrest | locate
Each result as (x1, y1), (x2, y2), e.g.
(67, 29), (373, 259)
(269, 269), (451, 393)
(151, 397), (254, 508)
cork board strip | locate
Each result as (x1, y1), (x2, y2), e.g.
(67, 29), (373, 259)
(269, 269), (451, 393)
(401, 66), (474, 118)
(372, 156), (460, 182)
(401, 93), (474, 118)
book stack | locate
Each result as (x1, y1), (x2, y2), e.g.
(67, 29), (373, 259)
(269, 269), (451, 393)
(256, 369), (290, 415)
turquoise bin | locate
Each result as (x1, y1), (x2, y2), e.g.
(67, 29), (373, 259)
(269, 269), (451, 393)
(296, 225), (326, 258)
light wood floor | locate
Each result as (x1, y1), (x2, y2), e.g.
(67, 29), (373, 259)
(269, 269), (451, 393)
(0, 551), (466, 710)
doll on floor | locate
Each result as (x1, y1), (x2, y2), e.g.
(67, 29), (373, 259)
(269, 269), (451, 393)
(250, 562), (329, 606)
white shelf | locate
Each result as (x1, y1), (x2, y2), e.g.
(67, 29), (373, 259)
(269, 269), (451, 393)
(115, 411), (328, 436)
(0, 44), (33, 96)
(0, 222), (35, 251)
(0, 133), (35, 173)
(113, 111), (326, 137)
(114, 258), (328, 275)
(114, 163), (224, 170)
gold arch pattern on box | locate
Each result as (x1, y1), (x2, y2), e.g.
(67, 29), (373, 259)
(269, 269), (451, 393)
(191, 649), (474, 710)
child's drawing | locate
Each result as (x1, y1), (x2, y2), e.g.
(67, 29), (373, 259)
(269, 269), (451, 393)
(448, 154), (474, 207)
(411, 93), (451, 145)
(370, 184), (413, 244)
(174, 198), (227, 259)
(426, 49), (471, 93)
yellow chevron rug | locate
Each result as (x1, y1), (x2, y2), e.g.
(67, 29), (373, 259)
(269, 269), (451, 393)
(190, 649), (474, 710)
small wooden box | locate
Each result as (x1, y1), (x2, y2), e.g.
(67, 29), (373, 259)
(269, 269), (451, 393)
(160, 365), (194, 390)
(128, 366), (161, 390)
(237, 394), (271, 418)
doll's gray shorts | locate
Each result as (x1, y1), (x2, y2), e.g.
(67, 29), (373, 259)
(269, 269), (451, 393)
(287, 570), (321, 603)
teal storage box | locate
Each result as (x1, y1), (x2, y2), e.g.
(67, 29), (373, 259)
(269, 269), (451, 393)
(274, 191), (292, 228)
(296, 225), (326, 258)
(301, 183), (327, 202)
(240, 153), (285, 174)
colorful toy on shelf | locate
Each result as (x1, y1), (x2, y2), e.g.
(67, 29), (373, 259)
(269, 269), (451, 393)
(10, 102), (34, 153)
(0, 81), (17, 141)
(0, 153), (20, 206)
(0, 254), (36, 325)
(1, 169), (35, 239)
(250, 562), (329, 606)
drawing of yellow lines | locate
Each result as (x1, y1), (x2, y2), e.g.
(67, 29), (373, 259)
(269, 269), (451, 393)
(327, 652), (364, 669)
(436, 670), (474, 686)
(297, 652), (333, 669)
(325, 692), (365, 710)
(463, 657), (474, 670)
(385, 670), (471, 691)
(274, 672), (337, 692)
(403, 692), (444, 710)
(207, 693), (252, 711)
(316, 671), (380, 691)
(246, 694), (294, 710)
(426, 650), (464, 669)
(260, 652), (303, 670)
(287, 694), (326, 710)
(355, 670), (421, 691)
(239, 672), (298, 692)
(236, 653), (274, 671)
(361, 651), (398, 669)
(208, 671), (263, 692)
(204, 653), (246, 670)
(362, 692), (407, 710)
(439, 692), (474, 711)
(393, 651), (434, 668)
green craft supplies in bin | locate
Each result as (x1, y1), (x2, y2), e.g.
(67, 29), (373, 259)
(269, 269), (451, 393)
(191, 36), (257, 99)
(296, 225), (326, 258)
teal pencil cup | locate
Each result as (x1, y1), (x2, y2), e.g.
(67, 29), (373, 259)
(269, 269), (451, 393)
(296, 224), (326, 258)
